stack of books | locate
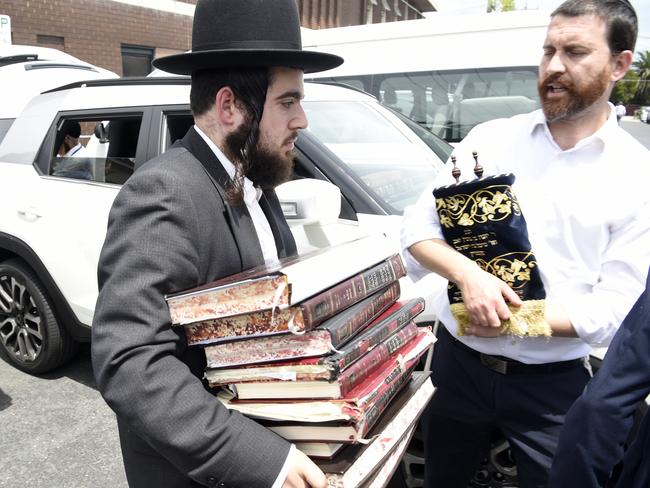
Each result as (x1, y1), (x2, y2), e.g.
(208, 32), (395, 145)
(165, 235), (435, 487)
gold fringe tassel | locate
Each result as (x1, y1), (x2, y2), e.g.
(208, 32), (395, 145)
(451, 299), (551, 337)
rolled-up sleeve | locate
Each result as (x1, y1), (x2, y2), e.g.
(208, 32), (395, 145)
(563, 199), (650, 346)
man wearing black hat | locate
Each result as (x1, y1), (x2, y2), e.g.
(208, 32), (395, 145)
(91, 1), (342, 487)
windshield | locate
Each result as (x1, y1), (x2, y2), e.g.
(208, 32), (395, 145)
(303, 100), (446, 214)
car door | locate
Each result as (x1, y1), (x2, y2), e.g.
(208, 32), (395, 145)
(27, 109), (152, 325)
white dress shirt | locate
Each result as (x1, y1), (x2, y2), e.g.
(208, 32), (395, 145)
(64, 143), (83, 156)
(195, 126), (292, 486)
(401, 105), (650, 363)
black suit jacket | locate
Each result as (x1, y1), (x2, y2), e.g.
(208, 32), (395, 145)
(549, 268), (650, 488)
(92, 127), (296, 488)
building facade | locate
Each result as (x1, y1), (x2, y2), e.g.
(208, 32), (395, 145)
(0, 0), (434, 75)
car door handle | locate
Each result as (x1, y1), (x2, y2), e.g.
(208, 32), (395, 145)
(17, 208), (43, 220)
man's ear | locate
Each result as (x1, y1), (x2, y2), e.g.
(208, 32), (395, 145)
(611, 50), (633, 82)
(214, 86), (244, 127)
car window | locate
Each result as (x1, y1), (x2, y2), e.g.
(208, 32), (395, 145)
(49, 116), (142, 184)
(0, 118), (14, 144)
(303, 100), (444, 214)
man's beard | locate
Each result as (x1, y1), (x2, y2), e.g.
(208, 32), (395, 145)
(224, 121), (296, 203)
(538, 67), (610, 122)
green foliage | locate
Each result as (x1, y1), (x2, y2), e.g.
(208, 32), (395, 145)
(486, 0), (514, 12)
(612, 70), (639, 104)
(632, 50), (650, 104)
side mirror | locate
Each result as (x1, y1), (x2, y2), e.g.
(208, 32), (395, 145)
(276, 178), (362, 251)
(94, 122), (109, 143)
(276, 178), (341, 225)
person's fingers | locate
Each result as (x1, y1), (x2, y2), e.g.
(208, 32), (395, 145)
(501, 283), (523, 306)
(283, 449), (327, 488)
(484, 307), (502, 328)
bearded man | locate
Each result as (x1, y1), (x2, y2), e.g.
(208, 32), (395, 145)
(399, 1), (650, 487)
(91, 1), (342, 487)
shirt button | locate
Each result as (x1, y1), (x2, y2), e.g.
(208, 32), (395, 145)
(206, 476), (217, 487)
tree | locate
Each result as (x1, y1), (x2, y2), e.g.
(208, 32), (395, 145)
(612, 70), (639, 105)
(486, 0), (515, 12)
(632, 50), (650, 104)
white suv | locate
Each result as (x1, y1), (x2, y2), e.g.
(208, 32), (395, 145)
(0, 77), (450, 374)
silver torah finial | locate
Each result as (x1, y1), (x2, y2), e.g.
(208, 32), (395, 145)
(472, 151), (483, 179)
(451, 155), (461, 183)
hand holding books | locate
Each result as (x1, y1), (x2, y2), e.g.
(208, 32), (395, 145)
(434, 153), (551, 337)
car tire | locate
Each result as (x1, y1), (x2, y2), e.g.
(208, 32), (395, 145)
(0, 258), (78, 373)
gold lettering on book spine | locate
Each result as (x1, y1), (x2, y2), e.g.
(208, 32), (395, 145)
(436, 184), (521, 228)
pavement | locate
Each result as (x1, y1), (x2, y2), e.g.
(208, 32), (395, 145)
(0, 346), (127, 488)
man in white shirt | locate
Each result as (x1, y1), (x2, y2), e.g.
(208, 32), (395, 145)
(91, 1), (343, 488)
(615, 101), (627, 123)
(400, 1), (650, 486)
(57, 120), (83, 156)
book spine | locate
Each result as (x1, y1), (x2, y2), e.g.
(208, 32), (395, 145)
(356, 364), (413, 437)
(337, 323), (418, 397)
(326, 282), (400, 349)
(330, 297), (425, 371)
(300, 254), (406, 328)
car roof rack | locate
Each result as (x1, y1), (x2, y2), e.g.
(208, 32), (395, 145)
(43, 76), (191, 94)
(0, 53), (39, 67)
(25, 62), (99, 72)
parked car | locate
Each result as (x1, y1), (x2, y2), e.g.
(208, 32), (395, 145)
(0, 44), (117, 143)
(0, 76), (450, 375)
(639, 106), (650, 124)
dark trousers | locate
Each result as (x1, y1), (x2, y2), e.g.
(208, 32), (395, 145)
(423, 327), (591, 488)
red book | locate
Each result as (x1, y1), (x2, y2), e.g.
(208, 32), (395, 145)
(220, 337), (433, 447)
(202, 283), (401, 368)
(318, 373), (433, 486)
(165, 234), (397, 326)
(182, 254), (405, 343)
(206, 321), (419, 388)
(230, 328), (434, 403)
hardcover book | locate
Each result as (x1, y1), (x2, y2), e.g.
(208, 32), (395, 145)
(166, 234), (397, 326)
(202, 286), (413, 370)
(206, 321), (420, 388)
(190, 276), (401, 347)
(319, 372), (434, 487)
(231, 325), (435, 408)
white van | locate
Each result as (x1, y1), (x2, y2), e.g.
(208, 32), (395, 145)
(304, 10), (549, 142)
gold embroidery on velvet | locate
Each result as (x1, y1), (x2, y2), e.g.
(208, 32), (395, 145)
(474, 252), (538, 291)
(436, 185), (521, 229)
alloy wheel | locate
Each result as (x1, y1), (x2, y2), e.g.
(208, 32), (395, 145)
(0, 274), (44, 364)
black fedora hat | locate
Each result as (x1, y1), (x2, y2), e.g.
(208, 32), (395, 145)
(152, 0), (343, 75)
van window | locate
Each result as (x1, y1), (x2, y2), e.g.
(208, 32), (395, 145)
(320, 67), (539, 143)
(50, 116), (142, 184)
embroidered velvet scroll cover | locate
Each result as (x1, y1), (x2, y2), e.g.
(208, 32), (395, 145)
(433, 172), (550, 336)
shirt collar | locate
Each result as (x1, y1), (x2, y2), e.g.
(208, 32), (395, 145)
(528, 103), (619, 151)
(193, 125), (261, 203)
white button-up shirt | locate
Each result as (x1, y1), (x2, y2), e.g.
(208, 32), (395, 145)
(401, 106), (650, 363)
(195, 125), (279, 266)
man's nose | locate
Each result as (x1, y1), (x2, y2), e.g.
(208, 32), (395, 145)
(291, 104), (308, 130)
(546, 52), (566, 75)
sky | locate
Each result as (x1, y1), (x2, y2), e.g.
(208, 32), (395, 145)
(432, 0), (650, 53)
